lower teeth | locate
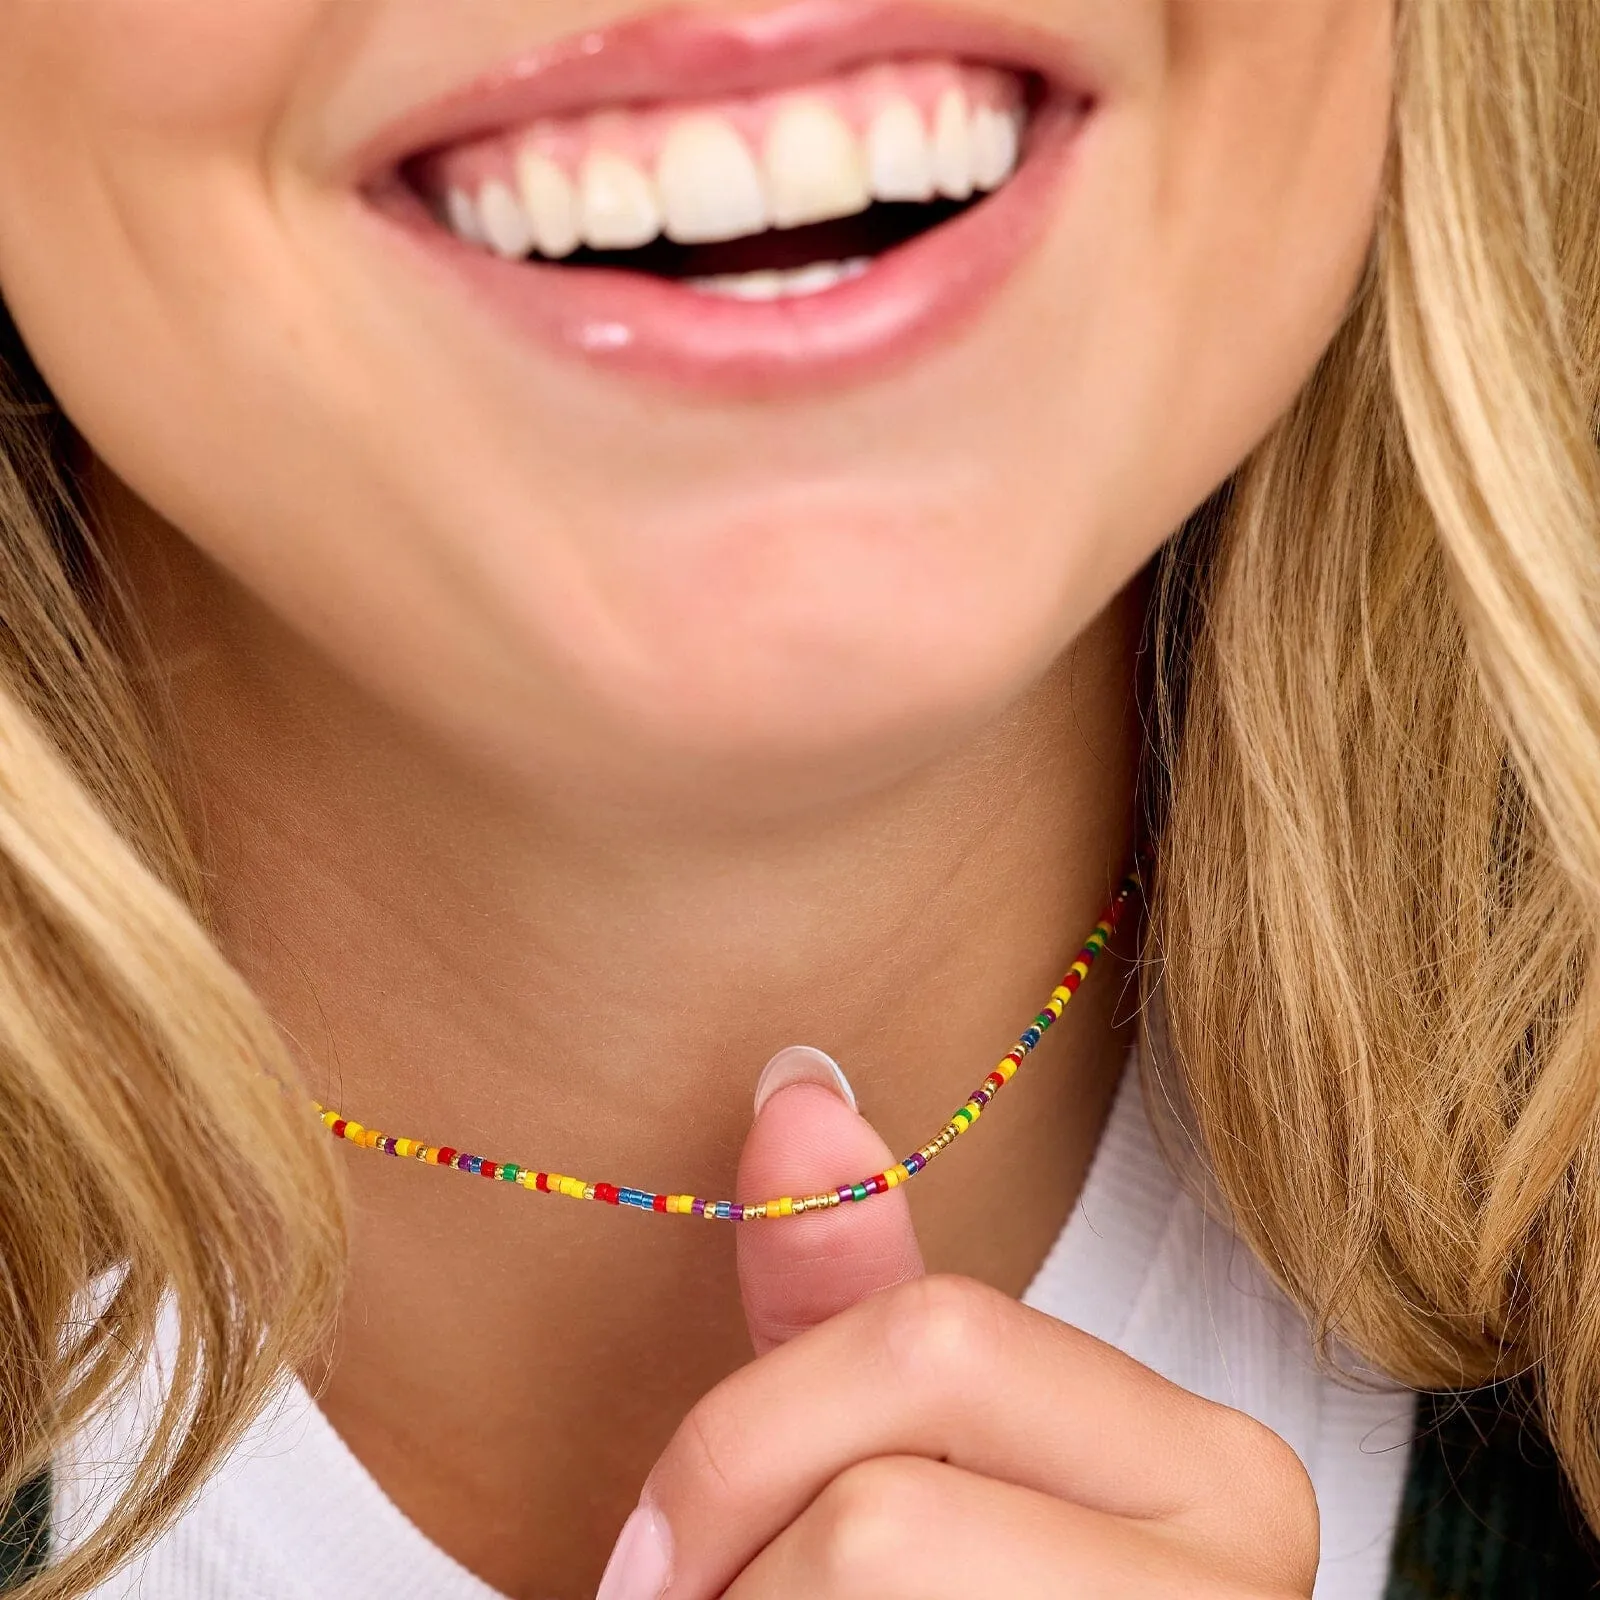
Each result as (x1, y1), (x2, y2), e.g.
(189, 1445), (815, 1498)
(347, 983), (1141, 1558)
(685, 257), (872, 302)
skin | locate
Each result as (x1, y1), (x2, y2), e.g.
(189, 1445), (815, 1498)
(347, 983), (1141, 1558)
(0, 0), (1391, 1595)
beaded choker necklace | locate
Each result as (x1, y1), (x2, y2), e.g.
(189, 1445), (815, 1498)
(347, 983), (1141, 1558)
(314, 874), (1137, 1223)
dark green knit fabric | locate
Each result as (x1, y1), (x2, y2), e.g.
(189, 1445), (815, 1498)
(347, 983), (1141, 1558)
(0, 1474), (47, 1593)
(1384, 1390), (1600, 1598)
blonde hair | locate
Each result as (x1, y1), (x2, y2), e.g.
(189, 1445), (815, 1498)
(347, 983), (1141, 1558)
(0, 329), (341, 1590)
(1153, 0), (1600, 1528)
(0, 0), (1595, 1589)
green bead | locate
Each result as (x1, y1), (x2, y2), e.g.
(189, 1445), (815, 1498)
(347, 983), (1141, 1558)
(850, 1183), (868, 1202)
(501, 1164), (519, 1182)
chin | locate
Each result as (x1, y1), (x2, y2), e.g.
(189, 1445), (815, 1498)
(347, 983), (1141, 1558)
(525, 518), (1086, 806)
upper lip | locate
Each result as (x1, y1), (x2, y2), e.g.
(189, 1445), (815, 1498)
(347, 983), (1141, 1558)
(352, 0), (1100, 184)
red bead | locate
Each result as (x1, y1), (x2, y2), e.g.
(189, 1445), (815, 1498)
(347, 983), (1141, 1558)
(653, 1194), (667, 1212)
(330, 1120), (348, 1139)
(535, 1172), (550, 1192)
(1063, 972), (1081, 992)
(596, 1183), (620, 1205)
(865, 1175), (885, 1195)
(984, 1072), (1005, 1093)
(437, 1148), (458, 1166)
(481, 1159), (499, 1178)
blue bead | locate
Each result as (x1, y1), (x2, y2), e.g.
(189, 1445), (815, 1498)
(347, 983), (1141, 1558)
(619, 1189), (654, 1210)
(714, 1201), (731, 1220)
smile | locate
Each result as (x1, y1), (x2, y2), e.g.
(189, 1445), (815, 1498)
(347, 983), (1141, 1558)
(360, 2), (1097, 392)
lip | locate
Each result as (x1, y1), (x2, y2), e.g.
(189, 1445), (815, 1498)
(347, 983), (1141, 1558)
(354, 1), (1100, 396)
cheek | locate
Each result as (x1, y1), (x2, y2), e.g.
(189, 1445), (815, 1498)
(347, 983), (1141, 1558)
(0, 1), (328, 145)
(1150, 0), (1394, 413)
(1020, 0), (1393, 586)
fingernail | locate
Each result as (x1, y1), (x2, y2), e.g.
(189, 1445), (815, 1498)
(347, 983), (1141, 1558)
(753, 1045), (857, 1117)
(596, 1501), (672, 1600)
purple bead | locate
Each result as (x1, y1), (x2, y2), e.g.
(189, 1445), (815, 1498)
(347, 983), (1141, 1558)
(730, 1204), (744, 1221)
(456, 1153), (475, 1173)
(836, 1185), (853, 1204)
(691, 1198), (706, 1216)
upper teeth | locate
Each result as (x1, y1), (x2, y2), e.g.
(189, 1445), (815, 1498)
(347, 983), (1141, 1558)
(442, 91), (1025, 262)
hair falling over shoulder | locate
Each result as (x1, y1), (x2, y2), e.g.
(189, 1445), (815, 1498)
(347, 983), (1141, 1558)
(0, 312), (344, 1587)
(1149, 0), (1600, 1536)
(0, 1), (1594, 1592)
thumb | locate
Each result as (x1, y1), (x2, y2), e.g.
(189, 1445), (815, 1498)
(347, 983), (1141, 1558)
(735, 1046), (925, 1356)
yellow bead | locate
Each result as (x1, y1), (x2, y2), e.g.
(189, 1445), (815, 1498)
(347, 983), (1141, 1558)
(344, 1123), (365, 1143)
(998, 1060), (1018, 1080)
(320, 1110), (339, 1129)
(1070, 961), (1089, 980)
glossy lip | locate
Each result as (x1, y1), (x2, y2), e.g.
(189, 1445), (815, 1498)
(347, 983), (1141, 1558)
(353, 1), (1101, 396)
(350, 1), (1102, 179)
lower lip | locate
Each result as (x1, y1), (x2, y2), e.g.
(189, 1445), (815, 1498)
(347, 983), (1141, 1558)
(367, 98), (1087, 396)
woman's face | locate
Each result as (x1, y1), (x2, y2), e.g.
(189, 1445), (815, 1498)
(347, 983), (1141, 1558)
(0, 0), (1390, 813)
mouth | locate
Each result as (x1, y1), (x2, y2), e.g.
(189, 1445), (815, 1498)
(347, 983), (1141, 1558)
(360, 4), (1097, 393)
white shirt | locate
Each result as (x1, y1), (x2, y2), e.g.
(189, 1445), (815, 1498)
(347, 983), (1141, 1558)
(63, 1070), (1415, 1599)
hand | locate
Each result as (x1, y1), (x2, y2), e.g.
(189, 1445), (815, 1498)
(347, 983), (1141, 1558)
(598, 1054), (1320, 1598)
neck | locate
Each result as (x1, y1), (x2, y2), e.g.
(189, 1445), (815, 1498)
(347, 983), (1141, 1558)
(109, 487), (1146, 1598)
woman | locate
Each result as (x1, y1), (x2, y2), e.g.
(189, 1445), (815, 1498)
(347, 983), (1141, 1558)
(0, 0), (1594, 1595)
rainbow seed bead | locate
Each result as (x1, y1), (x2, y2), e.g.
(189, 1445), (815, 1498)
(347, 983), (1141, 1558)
(314, 874), (1137, 1222)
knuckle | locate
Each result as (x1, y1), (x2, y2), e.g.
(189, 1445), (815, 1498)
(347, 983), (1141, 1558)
(672, 1388), (744, 1505)
(873, 1274), (1005, 1394)
(803, 1458), (943, 1593)
(1202, 1407), (1320, 1584)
